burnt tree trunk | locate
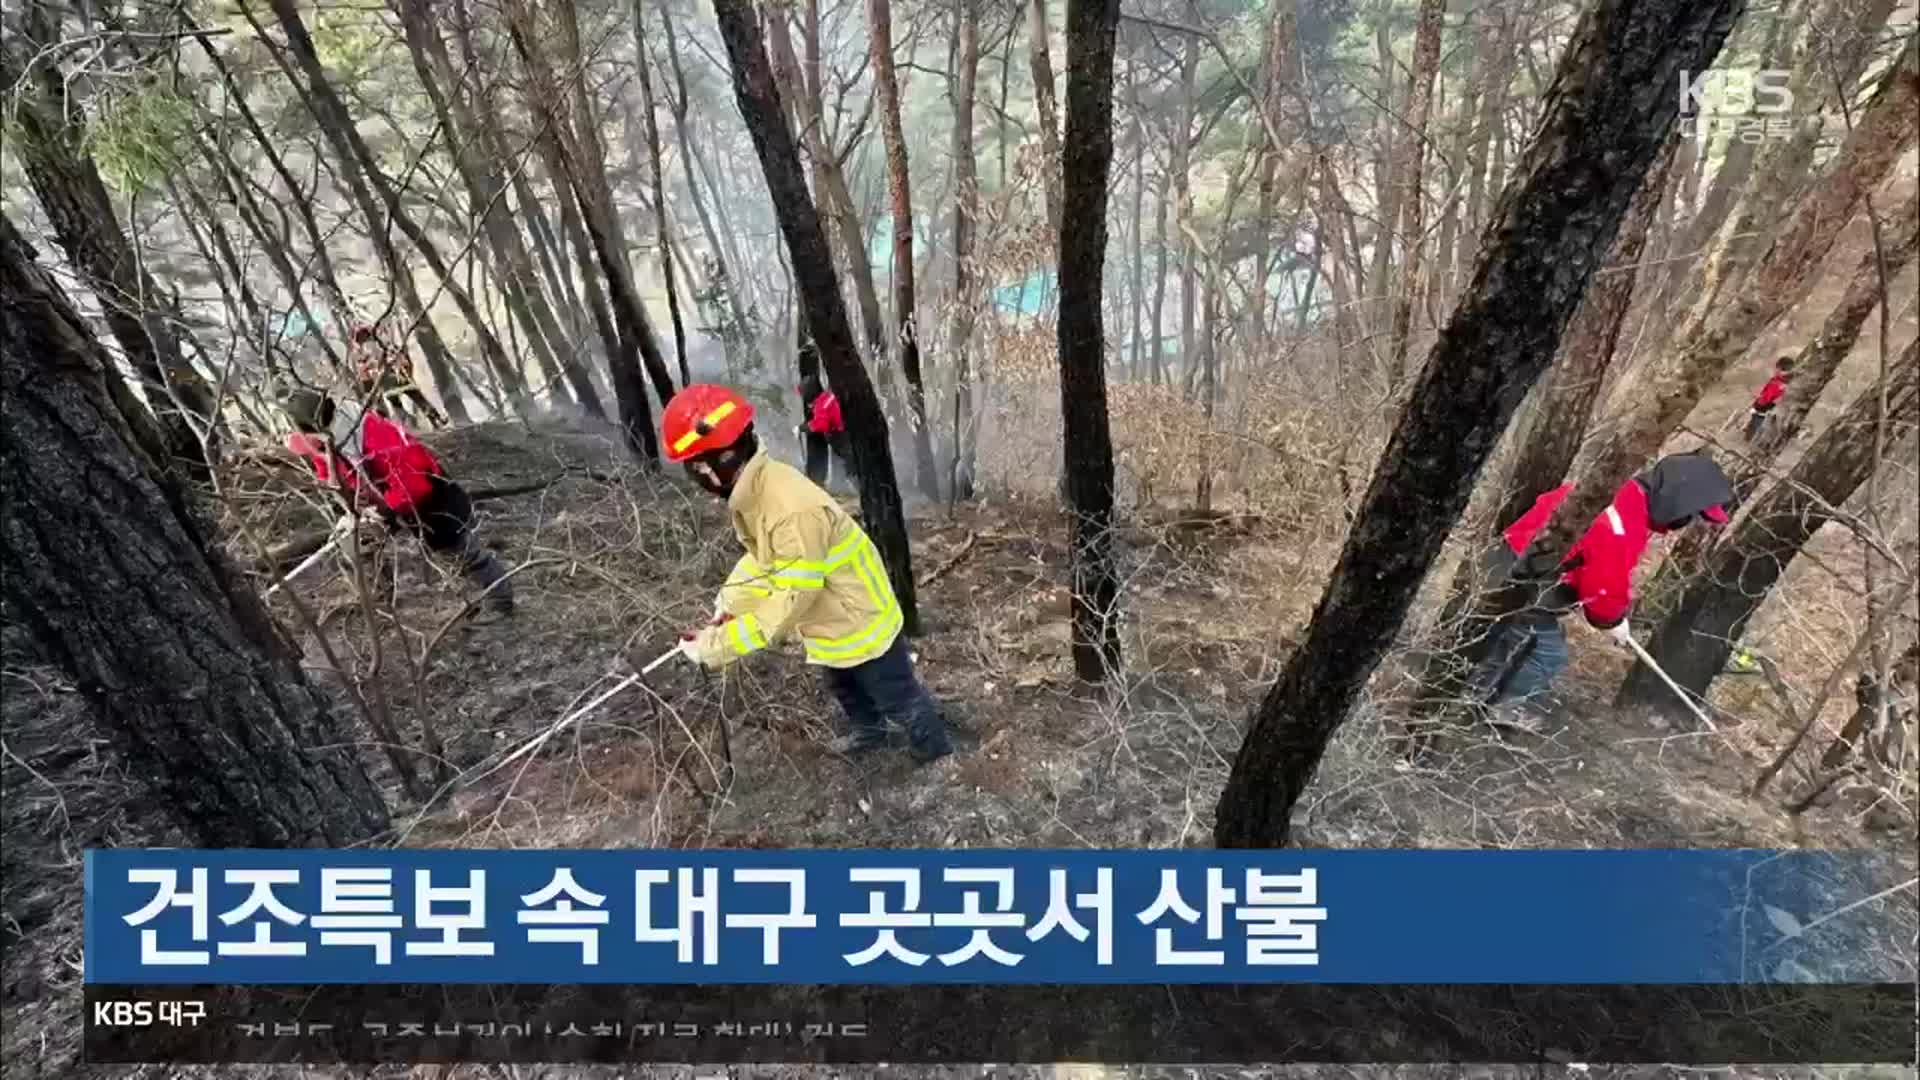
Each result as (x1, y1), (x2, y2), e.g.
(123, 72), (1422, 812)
(1057, 0), (1124, 682)
(1742, 194), (1919, 488)
(1385, 0), (1447, 381)
(247, 0), (471, 422)
(949, 0), (982, 501)
(635, 0), (692, 388)
(711, 0), (922, 634)
(502, 0), (667, 461)
(394, 0), (590, 415)
(1214, 0), (1746, 848)
(551, 0), (679, 411)
(1621, 341), (1919, 713)
(1030, 0), (1065, 236)
(866, 0), (942, 498)
(1543, 37), (1916, 578)
(0, 212), (388, 848)
(1494, 134), (1681, 528)
(3, 38), (217, 476)
(1415, 134), (1681, 713)
(258, 0), (527, 409)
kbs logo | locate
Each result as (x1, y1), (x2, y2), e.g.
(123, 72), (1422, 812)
(93, 1001), (153, 1026)
(1679, 68), (1796, 116)
(1678, 68), (1798, 143)
(93, 999), (206, 1026)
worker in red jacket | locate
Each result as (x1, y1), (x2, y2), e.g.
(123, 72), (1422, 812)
(1473, 452), (1732, 731)
(1744, 356), (1793, 441)
(282, 389), (513, 615)
(797, 374), (852, 483)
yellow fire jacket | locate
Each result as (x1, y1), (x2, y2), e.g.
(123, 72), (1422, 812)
(687, 451), (902, 671)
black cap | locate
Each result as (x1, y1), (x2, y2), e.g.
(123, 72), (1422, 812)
(1638, 452), (1733, 529)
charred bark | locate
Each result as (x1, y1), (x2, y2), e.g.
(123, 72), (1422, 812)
(0, 212), (388, 848)
(1494, 134), (1680, 528)
(1742, 195), (1919, 487)
(1214, 0), (1746, 848)
(1621, 340), (1919, 713)
(710, 0), (922, 634)
(866, 0), (941, 498)
(949, 0), (982, 501)
(1057, 0), (1124, 682)
(1548, 37), (1916, 579)
(635, 0), (692, 388)
(3, 37), (217, 476)
(1030, 0), (1065, 236)
(1385, 0), (1447, 381)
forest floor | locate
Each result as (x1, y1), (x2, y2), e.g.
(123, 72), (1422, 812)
(4, 416), (1915, 1079)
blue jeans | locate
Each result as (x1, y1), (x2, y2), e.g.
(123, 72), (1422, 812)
(1474, 618), (1570, 707)
(821, 637), (952, 756)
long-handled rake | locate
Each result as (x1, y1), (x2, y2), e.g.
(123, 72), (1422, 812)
(1619, 632), (1720, 732)
(465, 648), (682, 788)
(265, 519), (356, 598)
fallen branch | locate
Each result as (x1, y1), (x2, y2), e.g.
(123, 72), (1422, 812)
(917, 530), (977, 589)
(470, 474), (564, 501)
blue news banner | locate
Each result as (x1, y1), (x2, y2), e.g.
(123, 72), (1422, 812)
(82, 848), (1915, 1065)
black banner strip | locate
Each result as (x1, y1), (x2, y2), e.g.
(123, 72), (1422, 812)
(85, 983), (1916, 1065)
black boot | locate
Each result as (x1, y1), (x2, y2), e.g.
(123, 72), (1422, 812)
(463, 548), (515, 615)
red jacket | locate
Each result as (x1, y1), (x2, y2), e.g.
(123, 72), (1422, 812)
(806, 391), (844, 436)
(1502, 479), (1652, 629)
(285, 413), (442, 515)
(1752, 373), (1788, 411)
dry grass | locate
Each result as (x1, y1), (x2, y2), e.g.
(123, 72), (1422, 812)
(5, 405), (1915, 1077)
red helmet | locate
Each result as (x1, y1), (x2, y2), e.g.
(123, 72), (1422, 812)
(663, 384), (754, 462)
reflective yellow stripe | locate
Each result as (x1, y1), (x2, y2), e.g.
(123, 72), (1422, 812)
(727, 615), (767, 656)
(671, 400), (739, 455)
(726, 556), (776, 598)
(805, 604), (902, 663)
(801, 530), (901, 664)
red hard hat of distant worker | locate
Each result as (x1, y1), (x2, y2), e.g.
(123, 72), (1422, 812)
(663, 384), (754, 462)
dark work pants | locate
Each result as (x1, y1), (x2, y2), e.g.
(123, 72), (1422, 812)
(403, 476), (513, 612)
(1743, 409), (1770, 442)
(820, 636), (952, 755)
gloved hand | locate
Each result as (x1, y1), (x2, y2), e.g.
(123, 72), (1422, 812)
(679, 618), (736, 671)
(1606, 620), (1635, 650)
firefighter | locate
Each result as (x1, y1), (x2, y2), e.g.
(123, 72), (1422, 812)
(283, 389), (513, 616)
(1472, 452), (1732, 731)
(646, 383), (953, 764)
(348, 323), (445, 429)
(1743, 356), (1793, 442)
